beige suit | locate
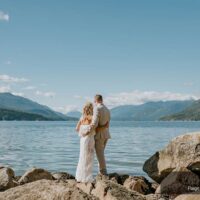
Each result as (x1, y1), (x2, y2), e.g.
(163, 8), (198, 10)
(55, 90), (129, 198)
(89, 103), (111, 174)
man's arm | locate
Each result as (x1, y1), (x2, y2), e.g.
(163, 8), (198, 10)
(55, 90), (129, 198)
(84, 107), (100, 136)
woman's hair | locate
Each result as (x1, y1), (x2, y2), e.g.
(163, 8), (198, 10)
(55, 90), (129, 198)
(82, 102), (93, 123)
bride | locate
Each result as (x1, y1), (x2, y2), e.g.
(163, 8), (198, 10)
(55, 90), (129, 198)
(75, 102), (108, 183)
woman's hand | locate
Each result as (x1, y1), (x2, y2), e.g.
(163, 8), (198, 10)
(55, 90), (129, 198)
(96, 121), (109, 132)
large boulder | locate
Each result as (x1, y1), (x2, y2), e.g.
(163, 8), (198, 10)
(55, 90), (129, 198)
(52, 172), (75, 181)
(174, 192), (200, 200)
(0, 167), (17, 191)
(76, 174), (146, 200)
(123, 176), (154, 195)
(91, 179), (146, 200)
(0, 179), (98, 200)
(155, 167), (200, 197)
(143, 132), (200, 183)
(18, 168), (53, 184)
(107, 173), (129, 184)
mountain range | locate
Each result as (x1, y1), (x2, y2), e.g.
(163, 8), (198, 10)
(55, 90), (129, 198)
(110, 100), (194, 121)
(66, 111), (82, 118)
(66, 100), (200, 121)
(0, 92), (199, 121)
(0, 93), (76, 121)
(160, 100), (200, 121)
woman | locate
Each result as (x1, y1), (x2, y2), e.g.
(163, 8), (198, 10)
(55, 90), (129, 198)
(75, 102), (107, 183)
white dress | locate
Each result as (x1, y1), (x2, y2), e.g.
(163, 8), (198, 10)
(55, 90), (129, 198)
(75, 124), (95, 182)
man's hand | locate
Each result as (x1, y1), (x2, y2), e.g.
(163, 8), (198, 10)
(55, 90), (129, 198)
(82, 132), (89, 137)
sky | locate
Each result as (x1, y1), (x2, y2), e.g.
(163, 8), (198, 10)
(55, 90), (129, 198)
(0, 0), (200, 113)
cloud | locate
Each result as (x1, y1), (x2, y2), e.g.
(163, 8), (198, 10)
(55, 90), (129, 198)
(36, 90), (56, 98)
(12, 92), (24, 97)
(74, 95), (91, 101)
(0, 85), (11, 93)
(0, 74), (28, 83)
(4, 60), (12, 65)
(54, 105), (79, 114)
(23, 86), (36, 90)
(0, 11), (9, 22)
(104, 90), (200, 108)
(184, 82), (194, 87)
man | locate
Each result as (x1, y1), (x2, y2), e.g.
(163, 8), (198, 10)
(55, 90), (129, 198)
(87, 94), (111, 175)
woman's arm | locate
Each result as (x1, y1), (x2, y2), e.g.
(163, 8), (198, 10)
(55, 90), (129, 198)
(76, 120), (82, 132)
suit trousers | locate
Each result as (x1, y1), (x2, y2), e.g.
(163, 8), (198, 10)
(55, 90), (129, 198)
(95, 138), (108, 175)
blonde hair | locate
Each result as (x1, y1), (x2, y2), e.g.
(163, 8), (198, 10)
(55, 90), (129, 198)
(82, 102), (93, 123)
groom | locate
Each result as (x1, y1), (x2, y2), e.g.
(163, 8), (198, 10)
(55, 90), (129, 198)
(87, 94), (111, 175)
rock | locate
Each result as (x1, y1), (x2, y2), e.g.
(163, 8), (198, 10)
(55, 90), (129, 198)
(91, 179), (146, 200)
(143, 132), (200, 183)
(155, 167), (200, 197)
(77, 182), (95, 195)
(108, 173), (129, 185)
(174, 192), (200, 200)
(52, 172), (75, 181)
(0, 179), (98, 200)
(14, 175), (21, 182)
(0, 167), (16, 191)
(145, 194), (161, 200)
(123, 176), (153, 195)
(18, 168), (53, 184)
(96, 173), (130, 185)
(151, 182), (159, 192)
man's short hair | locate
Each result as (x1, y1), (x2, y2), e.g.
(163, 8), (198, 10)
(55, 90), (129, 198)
(95, 94), (103, 102)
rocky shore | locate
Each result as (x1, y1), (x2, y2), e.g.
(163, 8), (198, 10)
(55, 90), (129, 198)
(1, 132), (200, 200)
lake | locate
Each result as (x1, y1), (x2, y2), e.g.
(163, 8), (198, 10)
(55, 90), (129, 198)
(0, 121), (200, 178)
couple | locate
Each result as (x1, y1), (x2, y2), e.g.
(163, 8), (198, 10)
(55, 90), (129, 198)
(75, 94), (111, 183)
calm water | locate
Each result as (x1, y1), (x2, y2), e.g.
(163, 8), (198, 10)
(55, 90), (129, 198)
(1, 121), (200, 178)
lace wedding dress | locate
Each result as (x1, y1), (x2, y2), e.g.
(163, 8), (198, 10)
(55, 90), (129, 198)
(75, 124), (95, 182)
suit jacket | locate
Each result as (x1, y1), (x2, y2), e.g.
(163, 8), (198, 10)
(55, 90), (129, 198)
(85, 104), (111, 139)
(90, 103), (111, 140)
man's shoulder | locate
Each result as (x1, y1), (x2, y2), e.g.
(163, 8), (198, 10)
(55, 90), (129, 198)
(96, 104), (110, 112)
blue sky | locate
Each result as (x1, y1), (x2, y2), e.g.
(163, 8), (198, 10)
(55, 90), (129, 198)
(0, 0), (200, 113)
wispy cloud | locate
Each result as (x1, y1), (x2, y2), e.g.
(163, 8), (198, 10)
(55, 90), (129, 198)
(54, 105), (79, 114)
(36, 90), (56, 98)
(104, 90), (199, 108)
(0, 85), (24, 96)
(4, 60), (12, 65)
(0, 85), (11, 93)
(0, 74), (28, 83)
(183, 82), (194, 87)
(12, 92), (24, 97)
(74, 95), (91, 101)
(23, 86), (36, 90)
(74, 90), (200, 109)
(0, 11), (9, 22)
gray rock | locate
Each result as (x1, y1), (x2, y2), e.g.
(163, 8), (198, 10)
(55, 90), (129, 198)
(143, 132), (200, 183)
(155, 167), (200, 198)
(0, 179), (98, 200)
(91, 179), (146, 200)
(52, 172), (75, 181)
(18, 167), (53, 184)
(123, 176), (153, 195)
(174, 192), (200, 200)
(0, 167), (16, 191)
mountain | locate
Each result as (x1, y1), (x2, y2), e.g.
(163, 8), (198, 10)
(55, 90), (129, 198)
(66, 111), (82, 119)
(0, 108), (50, 121)
(160, 100), (200, 121)
(111, 100), (194, 121)
(0, 93), (77, 121)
